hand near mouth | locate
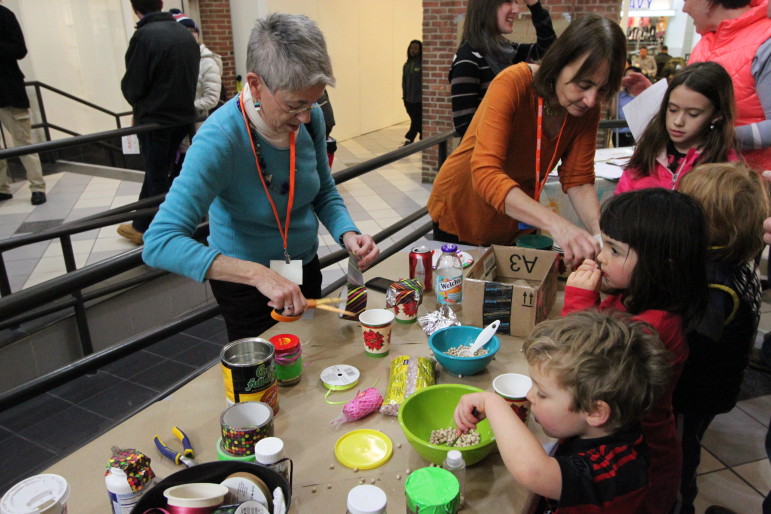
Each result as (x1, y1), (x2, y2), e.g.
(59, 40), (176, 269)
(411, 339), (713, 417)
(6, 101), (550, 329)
(566, 258), (602, 292)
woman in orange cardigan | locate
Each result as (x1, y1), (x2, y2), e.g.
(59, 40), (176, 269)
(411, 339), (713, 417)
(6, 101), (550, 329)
(428, 14), (626, 266)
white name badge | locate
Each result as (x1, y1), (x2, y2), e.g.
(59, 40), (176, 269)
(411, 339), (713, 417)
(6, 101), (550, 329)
(270, 259), (303, 285)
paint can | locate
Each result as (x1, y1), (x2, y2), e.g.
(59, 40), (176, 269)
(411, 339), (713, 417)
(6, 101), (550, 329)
(221, 338), (279, 414)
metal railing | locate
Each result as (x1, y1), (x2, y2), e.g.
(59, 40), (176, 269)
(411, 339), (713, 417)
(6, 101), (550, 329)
(0, 116), (628, 410)
(0, 128), (451, 410)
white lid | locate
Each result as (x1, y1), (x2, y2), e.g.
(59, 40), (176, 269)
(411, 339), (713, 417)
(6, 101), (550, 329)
(446, 450), (464, 467)
(346, 485), (387, 514)
(0, 474), (70, 514)
(254, 437), (285, 464)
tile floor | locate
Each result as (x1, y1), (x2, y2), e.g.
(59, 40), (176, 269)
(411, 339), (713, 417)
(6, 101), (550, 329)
(0, 123), (770, 513)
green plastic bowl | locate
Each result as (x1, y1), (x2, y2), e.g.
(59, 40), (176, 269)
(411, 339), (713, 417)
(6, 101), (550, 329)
(398, 384), (496, 466)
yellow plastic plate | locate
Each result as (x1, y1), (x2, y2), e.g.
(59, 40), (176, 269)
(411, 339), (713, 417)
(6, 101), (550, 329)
(334, 429), (393, 470)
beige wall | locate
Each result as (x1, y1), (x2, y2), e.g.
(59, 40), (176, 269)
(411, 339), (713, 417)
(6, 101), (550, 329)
(230, 0), (422, 141)
(6, 0), (420, 144)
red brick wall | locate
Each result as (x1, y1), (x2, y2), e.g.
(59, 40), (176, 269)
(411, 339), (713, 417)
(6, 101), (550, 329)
(421, 0), (622, 182)
(198, 0), (237, 98)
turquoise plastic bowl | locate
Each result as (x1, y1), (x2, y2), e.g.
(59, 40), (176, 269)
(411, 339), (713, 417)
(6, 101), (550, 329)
(428, 325), (500, 376)
(398, 384), (496, 465)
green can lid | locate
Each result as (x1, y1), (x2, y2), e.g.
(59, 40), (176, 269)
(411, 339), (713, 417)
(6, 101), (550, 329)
(515, 234), (554, 250)
(405, 467), (460, 514)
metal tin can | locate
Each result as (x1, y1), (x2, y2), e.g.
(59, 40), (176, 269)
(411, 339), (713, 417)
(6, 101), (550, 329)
(269, 334), (302, 386)
(221, 338), (279, 414)
(409, 246), (433, 293)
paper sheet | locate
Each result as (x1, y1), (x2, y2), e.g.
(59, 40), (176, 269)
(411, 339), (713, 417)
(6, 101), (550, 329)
(622, 78), (668, 140)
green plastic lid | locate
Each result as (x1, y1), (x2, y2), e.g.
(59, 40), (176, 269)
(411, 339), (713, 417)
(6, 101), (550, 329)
(405, 467), (460, 514)
(515, 234), (554, 251)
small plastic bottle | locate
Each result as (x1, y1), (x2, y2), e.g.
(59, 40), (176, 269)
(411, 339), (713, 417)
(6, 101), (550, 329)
(435, 244), (463, 315)
(346, 484), (387, 514)
(442, 450), (466, 506)
(105, 466), (143, 514)
(254, 437), (291, 483)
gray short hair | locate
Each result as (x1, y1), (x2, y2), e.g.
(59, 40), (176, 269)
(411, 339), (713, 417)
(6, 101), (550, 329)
(246, 13), (335, 92)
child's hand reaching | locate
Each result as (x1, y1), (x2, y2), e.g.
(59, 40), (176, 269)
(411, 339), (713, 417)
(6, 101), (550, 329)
(566, 258), (602, 292)
(454, 392), (490, 433)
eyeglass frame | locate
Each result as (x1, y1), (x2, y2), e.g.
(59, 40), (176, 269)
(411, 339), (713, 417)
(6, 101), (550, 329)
(260, 78), (328, 115)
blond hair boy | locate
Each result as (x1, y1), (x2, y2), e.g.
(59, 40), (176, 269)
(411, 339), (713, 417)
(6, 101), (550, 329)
(454, 310), (672, 512)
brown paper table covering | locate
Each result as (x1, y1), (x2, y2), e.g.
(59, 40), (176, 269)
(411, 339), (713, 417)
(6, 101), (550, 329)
(43, 251), (563, 512)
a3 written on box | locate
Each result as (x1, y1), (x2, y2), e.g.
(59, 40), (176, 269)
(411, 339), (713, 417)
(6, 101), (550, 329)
(463, 245), (559, 337)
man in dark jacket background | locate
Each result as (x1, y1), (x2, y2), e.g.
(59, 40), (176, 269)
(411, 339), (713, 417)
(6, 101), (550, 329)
(118, 0), (198, 245)
(0, 2), (46, 205)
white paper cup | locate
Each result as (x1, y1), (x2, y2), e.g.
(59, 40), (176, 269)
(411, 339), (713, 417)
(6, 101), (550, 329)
(0, 474), (70, 514)
(163, 483), (228, 513)
(359, 309), (395, 358)
(493, 373), (533, 423)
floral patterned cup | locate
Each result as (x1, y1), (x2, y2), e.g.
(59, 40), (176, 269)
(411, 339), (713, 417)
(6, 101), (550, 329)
(393, 299), (419, 324)
(493, 373), (533, 424)
(359, 309), (395, 358)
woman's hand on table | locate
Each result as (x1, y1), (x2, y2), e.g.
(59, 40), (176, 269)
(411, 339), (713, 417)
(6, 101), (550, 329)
(343, 232), (380, 270)
(566, 258), (601, 292)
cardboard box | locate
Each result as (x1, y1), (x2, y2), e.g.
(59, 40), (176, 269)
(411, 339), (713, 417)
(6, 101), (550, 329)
(463, 245), (559, 337)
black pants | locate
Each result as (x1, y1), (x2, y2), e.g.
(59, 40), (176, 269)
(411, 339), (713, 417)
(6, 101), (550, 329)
(404, 101), (422, 142)
(134, 124), (191, 232)
(676, 412), (716, 514)
(209, 256), (322, 342)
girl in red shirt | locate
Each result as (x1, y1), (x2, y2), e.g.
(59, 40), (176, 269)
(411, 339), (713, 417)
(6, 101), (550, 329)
(562, 188), (709, 513)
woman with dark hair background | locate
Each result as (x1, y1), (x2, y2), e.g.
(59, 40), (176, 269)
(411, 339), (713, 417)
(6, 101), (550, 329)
(429, 14), (627, 267)
(449, 0), (556, 137)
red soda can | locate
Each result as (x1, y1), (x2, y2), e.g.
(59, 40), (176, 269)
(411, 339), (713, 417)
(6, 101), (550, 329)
(409, 246), (433, 292)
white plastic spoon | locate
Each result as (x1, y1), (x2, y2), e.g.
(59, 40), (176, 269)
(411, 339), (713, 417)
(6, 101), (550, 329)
(459, 320), (500, 358)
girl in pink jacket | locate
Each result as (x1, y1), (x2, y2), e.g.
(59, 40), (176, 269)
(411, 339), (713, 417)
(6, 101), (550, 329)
(616, 61), (740, 194)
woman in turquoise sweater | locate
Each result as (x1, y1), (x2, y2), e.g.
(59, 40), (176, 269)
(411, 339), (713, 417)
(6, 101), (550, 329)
(143, 13), (379, 340)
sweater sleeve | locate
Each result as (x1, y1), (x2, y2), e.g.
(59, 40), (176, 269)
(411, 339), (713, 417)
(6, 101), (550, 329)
(512, 1), (557, 63)
(307, 109), (359, 244)
(562, 285), (601, 315)
(142, 120), (232, 282)
(450, 45), (483, 137)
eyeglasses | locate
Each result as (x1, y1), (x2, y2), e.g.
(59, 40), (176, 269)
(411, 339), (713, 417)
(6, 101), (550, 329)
(261, 79), (328, 115)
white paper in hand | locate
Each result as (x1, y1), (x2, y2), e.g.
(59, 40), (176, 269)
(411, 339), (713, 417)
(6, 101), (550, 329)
(622, 78), (668, 141)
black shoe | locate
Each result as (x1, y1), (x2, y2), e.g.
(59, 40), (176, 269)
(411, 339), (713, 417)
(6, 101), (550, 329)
(401, 140), (413, 147)
(31, 192), (46, 205)
(0, 193), (11, 201)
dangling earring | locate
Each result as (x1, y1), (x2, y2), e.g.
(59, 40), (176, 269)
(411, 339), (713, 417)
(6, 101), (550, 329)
(253, 101), (261, 112)
(709, 123), (715, 130)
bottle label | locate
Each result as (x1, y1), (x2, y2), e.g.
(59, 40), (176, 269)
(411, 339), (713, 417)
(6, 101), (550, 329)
(436, 274), (462, 305)
(108, 490), (141, 514)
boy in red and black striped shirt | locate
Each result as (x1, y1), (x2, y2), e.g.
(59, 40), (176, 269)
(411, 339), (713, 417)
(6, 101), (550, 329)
(454, 310), (672, 513)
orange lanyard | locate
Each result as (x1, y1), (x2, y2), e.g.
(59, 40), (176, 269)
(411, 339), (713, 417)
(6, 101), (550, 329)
(239, 89), (296, 263)
(535, 97), (567, 201)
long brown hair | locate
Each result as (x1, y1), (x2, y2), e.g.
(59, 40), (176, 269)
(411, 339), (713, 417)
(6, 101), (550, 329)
(461, 0), (512, 65)
(533, 14), (626, 105)
(625, 61), (738, 178)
